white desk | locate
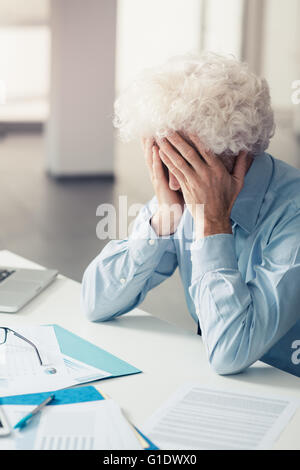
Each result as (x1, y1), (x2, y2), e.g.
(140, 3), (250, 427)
(0, 250), (299, 450)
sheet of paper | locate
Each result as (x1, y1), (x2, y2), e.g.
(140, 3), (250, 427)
(142, 383), (300, 450)
(63, 354), (112, 384)
(0, 326), (73, 396)
(0, 404), (41, 450)
(0, 401), (142, 450)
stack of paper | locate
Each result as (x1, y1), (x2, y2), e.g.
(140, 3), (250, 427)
(0, 325), (145, 449)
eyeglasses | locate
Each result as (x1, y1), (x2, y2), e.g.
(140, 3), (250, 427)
(0, 327), (57, 374)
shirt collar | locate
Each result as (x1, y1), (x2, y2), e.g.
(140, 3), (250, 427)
(231, 153), (273, 233)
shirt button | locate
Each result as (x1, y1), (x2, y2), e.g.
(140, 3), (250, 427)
(120, 278), (126, 285)
(148, 239), (155, 246)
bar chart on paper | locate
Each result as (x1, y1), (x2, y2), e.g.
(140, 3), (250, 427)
(34, 401), (142, 450)
(39, 434), (95, 451)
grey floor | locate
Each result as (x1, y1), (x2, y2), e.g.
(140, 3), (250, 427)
(0, 116), (299, 332)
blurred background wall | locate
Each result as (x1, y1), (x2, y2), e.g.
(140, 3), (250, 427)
(0, 0), (299, 330)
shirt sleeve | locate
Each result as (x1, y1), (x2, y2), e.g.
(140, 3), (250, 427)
(81, 198), (178, 321)
(189, 213), (300, 375)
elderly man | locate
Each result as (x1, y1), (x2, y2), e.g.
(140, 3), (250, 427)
(81, 53), (300, 375)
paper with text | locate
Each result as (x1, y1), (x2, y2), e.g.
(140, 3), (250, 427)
(63, 354), (111, 384)
(142, 383), (299, 450)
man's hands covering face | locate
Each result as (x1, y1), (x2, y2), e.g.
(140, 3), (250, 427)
(142, 138), (184, 236)
(157, 132), (250, 238)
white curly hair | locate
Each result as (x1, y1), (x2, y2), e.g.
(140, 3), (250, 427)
(113, 53), (275, 156)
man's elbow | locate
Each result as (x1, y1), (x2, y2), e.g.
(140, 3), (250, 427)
(81, 286), (114, 322)
(81, 298), (110, 322)
(210, 361), (244, 376)
(208, 348), (249, 376)
(81, 269), (115, 322)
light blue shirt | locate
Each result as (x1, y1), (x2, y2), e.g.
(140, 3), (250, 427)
(81, 153), (300, 375)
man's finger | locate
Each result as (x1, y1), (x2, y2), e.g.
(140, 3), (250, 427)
(187, 133), (220, 167)
(158, 138), (195, 179)
(144, 139), (155, 176)
(167, 132), (204, 171)
(233, 150), (249, 181)
(159, 150), (186, 186)
(152, 146), (165, 179)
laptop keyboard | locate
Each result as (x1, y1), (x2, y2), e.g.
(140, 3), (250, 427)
(0, 269), (15, 283)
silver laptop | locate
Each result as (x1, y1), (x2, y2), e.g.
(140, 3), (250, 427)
(0, 267), (58, 313)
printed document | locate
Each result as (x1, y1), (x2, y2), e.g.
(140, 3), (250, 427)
(0, 400), (142, 450)
(0, 325), (73, 396)
(142, 383), (299, 450)
(0, 325), (113, 396)
(63, 354), (111, 384)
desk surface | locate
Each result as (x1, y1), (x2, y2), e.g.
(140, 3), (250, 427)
(0, 250), (299, 450)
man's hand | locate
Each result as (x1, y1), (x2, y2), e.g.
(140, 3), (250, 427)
(142, 138), (184, 236)
(157, 132), (250, 238)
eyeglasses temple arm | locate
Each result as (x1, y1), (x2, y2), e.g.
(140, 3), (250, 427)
(11, 331), (43, 366)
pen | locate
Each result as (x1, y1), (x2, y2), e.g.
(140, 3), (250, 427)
(13, 394), (55, 430)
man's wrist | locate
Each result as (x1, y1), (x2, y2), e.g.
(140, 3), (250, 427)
(194, 217), (232, 239)
(151, 206), (183, 236)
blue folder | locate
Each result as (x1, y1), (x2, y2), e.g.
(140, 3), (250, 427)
(51, 324), (141, 379)
(0, 386), (158, 450)
(0, 386), (102, 406)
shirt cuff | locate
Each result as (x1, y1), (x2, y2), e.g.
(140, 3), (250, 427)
(190, 234), (238, 284)
(128, 214), (174, 265)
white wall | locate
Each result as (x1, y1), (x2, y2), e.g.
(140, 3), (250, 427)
(203, 0), (245, 59)
(0, 0), (49, 26)
(262, 0), (299, 111)
(116, 0), (203, 92)
(0, 1), (50, 121)
(0, 27), (50, 102)
(46, 0), (117, 176)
